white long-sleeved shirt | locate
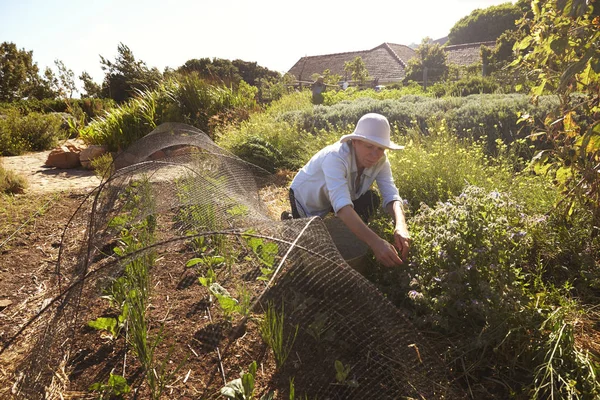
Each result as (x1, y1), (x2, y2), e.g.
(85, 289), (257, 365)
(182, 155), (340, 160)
(290, 141), (402, 218)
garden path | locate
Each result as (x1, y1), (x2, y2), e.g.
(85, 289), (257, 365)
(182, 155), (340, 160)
(1, 150), (101, 193)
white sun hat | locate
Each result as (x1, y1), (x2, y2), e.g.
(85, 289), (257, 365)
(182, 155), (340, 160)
(340, 113), (404, 150)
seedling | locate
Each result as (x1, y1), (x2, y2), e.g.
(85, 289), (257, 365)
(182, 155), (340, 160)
(334, 360), (358, 387)
(89, 373), (131, 398)
(221, 361), (274, 399)
(259, 301), (298, 369)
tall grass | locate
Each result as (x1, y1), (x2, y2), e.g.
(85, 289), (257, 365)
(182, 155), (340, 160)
(390, 120), (556, 214)
(0, 162), (27, 194)
(81, 73), (258, 152)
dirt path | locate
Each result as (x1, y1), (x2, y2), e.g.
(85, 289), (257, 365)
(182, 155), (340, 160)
(1, 151), (101, 193)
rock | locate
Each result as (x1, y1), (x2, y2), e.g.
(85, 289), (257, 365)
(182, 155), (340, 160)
(45, 139), (87, 169)
(80, 145), (108, 169)
(0, 299), (12, 310)
(45, 146), (81, 169)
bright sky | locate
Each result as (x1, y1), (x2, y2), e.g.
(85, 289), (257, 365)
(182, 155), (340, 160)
(0, 0), (512, 90)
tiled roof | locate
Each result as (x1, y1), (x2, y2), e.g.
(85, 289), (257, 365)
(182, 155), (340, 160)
(287, 43), (416, 83)
(287, 40), (496, 82)
(444, 41), (496, 66)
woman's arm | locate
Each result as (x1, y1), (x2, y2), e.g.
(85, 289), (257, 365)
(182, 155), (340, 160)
(386, 200), (410, 261)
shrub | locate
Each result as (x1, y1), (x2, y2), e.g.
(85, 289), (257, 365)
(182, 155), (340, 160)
(0, 108), (67, 155)
(428, 76), (500, 97)
(230, 136), (284, 172)
(406, 186), (537, 334)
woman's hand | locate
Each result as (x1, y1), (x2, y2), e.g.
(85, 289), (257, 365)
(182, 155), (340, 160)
(393, 229), (410, 261)
(371, 237), (403, 267)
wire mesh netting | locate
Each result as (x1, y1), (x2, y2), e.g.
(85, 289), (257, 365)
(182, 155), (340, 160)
(1, 123), (464, 399)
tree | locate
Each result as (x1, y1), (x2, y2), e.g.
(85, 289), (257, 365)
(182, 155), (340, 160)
(404, 38), (448, 84)
(177, 58), (280, 88)
(513, 0), (600, 232)
(53, 60), (77, 98)
(448, 3), (523, 45)
(79, 71), (102, 98)
(0, 42), (41, 101)
(100, 43), (162, 103)
(232, 59), (280, 86)
(344, 56), (370, 84)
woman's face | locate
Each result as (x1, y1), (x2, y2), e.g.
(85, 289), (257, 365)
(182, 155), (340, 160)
(353, 139), (386, 169)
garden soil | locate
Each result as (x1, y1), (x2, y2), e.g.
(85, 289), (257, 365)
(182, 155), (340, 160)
(0, 124), (462, 399)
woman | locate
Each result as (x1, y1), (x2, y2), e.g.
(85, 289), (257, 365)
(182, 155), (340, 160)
(286, 113), (410, 267)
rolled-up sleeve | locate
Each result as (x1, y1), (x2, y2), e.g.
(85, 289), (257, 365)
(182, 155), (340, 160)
(376, 161), (402, 207)
(322, 153), (353, 214)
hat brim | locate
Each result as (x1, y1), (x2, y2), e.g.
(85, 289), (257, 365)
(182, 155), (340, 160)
(340, 134), (405, 150)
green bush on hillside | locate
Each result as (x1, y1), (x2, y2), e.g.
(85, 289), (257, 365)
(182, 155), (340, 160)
(0, 108), (67, 155)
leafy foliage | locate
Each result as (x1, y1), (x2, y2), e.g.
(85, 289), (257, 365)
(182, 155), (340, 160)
(0, 108), (67, 155)
(344, 56), (370, 83)
(99, 43), (163, 104)
(0, 42), (49, 101)
(448, 2), (523, 45)
(407, 186), (536, 333)
(177, 57), (280, 88)
(513, 0), (600, 232)
(81, 74), (257, 151)
(404, 38), (448, 84)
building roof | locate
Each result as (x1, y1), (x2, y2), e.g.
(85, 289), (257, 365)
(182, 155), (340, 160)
(287, 40), (496, 84)
(444, 41), (496, 66)
(287, 43), (416, 83)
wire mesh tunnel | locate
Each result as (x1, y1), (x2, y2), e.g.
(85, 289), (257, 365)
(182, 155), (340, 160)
(2, 123), (464, 399)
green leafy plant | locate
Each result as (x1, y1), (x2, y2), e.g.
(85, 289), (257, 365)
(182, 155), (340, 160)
(221, 361), (275, 400)
(87, 311), (127, 339)
(197, 267), (216, 287)
(243, 230), (279, 281)
(407, 186), (536, 333)
(186, 254), (226, 269)
(259, 301), (298, 369)
(209, 282), (239, 320)
(89, 373), (131, 399)
(306, 312), (334, 343)
(334, 360), (358, 387)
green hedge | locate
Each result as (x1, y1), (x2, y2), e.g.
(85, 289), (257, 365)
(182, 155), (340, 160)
(277, 94), (559, 152)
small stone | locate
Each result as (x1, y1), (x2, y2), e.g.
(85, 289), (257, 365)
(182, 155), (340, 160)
(0, 299), (13, 309)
